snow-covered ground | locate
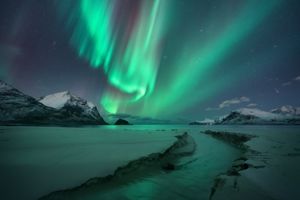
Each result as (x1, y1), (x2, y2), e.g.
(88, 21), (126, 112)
(0, 125), (299, 200)
(40, 126), (240, 200)
(0, 126), (178, 200)
(204, 126), (300, 200)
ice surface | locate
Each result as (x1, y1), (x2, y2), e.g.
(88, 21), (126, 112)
(207, 125), (300, 200)
(40, 127), (240, 200)
(0, 126), (177, 200)
(0, 125), (299, 200)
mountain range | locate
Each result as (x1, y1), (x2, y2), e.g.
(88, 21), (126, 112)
(190, 106), (300, 125)
(1, 80), (299, 126)
(0, 80), (107, 125)
(218, 107), (300, 125)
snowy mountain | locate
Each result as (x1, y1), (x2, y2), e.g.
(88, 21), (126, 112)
(189, 118), (215, 125)
(39, 91), (74, 109)
(0, 80), (106, 125)
(0, 80), (55, 124)
(39, 91), (103, 122)
(0, 80), (14, 91)
(219, 108), (300, 125)
(271, 105), (300, 116)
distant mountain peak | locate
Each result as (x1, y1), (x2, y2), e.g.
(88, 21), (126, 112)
(271, 105), (300, 116)
(219, 107), (300, 125)
(39, 91), (95, 110)
(39, 91), (71, 109)
(56, 90), (71, 96)
(237, 108), (280, 119)
(0, 80), (107, 125)
(189, 118), (215, 125)
(0, 80), (16, 91)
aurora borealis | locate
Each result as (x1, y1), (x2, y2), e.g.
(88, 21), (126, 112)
(57, 0), (280, 115)
(57, 0), (169, 114)
(1, 0), (300, 120)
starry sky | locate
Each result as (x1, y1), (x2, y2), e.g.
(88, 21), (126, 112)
(0, 0), (299, 121)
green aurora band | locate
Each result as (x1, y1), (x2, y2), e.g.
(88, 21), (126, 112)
(57, 0), (281, 117)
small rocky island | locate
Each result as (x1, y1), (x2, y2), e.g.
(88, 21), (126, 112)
(114, 119), (131, 125)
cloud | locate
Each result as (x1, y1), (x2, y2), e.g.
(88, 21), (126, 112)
(247, 103), (257, 107)
(282, 75), (300, 86)
(206, 96), (251, 111)
(274, 88), (280, 94)
(294, 76), (300, 81)
(219, 96), (250, 109)
(282, 82), (291, 86)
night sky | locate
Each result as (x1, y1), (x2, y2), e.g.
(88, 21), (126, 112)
(0, 0), (299, 121)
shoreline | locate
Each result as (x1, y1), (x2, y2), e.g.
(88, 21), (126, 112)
(1, 126), (299, 200)
(202, 129), (300, 200)
(202, 130), (266, 200)
(40, 133), (196, 200)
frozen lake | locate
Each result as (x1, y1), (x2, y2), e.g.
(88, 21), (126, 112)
(0, 125), (299, 200)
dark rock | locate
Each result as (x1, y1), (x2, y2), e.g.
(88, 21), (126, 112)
(220, 111), (258, 124)
(203, 130), (255, 150)
(162, 162), (175, 171)
(232, 163), (249, 171)
(234, 157), (248, 162)
(227, 169), (240, 176)
(114, 119), (131, 125)
(189, 122), (201, 125)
